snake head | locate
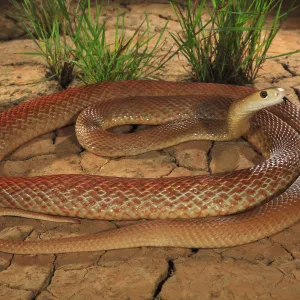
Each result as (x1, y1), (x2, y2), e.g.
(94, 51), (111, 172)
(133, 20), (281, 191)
(227, 87), (287, 139)
(258, 87), (286, 105)
(243, 87), (287, 112)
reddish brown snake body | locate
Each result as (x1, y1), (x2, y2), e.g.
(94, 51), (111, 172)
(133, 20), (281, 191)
(0, 81), (299, 254)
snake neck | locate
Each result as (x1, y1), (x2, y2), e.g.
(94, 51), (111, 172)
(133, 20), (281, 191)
(226, 99), (256, 139)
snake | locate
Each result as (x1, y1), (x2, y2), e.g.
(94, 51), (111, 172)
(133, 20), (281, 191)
(0, 80), (299, 254)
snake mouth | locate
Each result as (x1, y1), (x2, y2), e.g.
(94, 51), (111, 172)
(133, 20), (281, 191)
(283, 96), (289, 104)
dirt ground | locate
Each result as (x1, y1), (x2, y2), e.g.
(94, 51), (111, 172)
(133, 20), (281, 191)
(0, 1), (300, 299)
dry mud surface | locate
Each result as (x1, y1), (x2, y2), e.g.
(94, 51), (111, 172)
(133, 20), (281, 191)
(0, 1), (300, 299)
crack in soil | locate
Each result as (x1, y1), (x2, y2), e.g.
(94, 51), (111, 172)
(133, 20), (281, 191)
(273, 266), (286, 287)
(158, 149), (178, 164)
(22, 228), (36, 241)
(153, 259), (175, 299)
(79, 150), (111, 174)
(52, 130), (58, 145)
(277, 244), (295, 260)
(280, 62), (297, 77)
(0, 283), (35, 293)
(0, 254), (14, 272)
(293, 87), (300, 102)
(33, 254), (57, 299)
(4, 152), (58, 162)
(161, 164), (177, 177)
(4, 14), (19, 24)
(0, 97), (30, 110)
(160, 147), (211, 175)
(158, 14), (173, 21)
(241, 136), (264, 156)
(2, 80), (48, 87)
(219, 253), (259, 266)
(95, 251), (107, 266)
(268, 238), (295, 260)
(3, 62), (46, 67)
(36, 226), (59, 238)
(218, 246), (292, 267)
(206, 141), (214, 175)
(158, 148), (181, 177)
(188, 248), (199, 257)
(108, 220), (121, 229)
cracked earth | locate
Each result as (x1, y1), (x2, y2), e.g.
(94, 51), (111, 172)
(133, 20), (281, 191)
(0, 1), (300, 299)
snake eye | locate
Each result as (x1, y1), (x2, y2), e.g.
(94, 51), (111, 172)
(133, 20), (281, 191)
(260, 91), (268, 98)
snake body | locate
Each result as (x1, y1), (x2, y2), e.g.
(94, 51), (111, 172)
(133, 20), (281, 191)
(0, 81), (299, 254)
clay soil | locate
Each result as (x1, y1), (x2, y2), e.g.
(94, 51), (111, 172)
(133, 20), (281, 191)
(0, 1), (300, 299)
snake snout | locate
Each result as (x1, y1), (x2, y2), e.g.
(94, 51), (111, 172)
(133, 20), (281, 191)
(275, 87), (285, 96)
(276, 87), (288, 104)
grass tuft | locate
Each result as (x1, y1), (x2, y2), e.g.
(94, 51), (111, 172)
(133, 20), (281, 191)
(62, 1), (174, 84)
(170, 0), (299, 85)
(12, 0), (77, 88)
(11, 0), (299, 87)
(12, 0), (173, 87)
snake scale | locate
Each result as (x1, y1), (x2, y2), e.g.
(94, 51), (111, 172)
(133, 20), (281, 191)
(0, 81), (299, 254)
